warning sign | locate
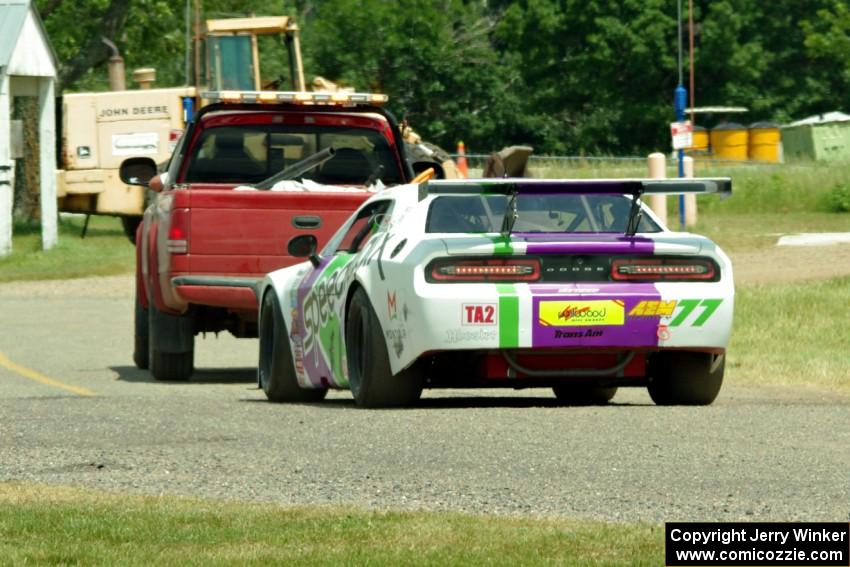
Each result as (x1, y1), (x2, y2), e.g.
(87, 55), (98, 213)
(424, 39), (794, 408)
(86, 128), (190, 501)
(670, 121), (693, 150)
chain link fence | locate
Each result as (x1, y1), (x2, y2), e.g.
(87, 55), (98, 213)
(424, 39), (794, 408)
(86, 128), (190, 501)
(454, 153), (819, 179)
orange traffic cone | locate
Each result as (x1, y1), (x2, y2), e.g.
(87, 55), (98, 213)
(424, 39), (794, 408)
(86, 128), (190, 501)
(456, 141), (468, 178)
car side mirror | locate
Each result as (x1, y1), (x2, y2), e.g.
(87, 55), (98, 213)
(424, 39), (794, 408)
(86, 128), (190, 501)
(288, 234), (321, 268)
(119, 157), (157, 188)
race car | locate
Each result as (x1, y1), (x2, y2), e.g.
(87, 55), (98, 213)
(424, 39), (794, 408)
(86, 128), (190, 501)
(257, 177), (734, 408)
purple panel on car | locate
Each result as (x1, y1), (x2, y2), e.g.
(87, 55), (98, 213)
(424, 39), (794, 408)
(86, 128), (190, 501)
(529, 282), (662, 348)
(519, 234), (655, 256)
(294, 257), (336, 387)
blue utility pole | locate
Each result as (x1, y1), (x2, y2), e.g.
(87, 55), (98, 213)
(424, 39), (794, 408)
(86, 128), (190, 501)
(675, 0), (686, 229)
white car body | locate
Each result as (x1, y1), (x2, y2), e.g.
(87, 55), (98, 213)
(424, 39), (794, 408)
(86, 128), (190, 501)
(259, 178), (734, 406)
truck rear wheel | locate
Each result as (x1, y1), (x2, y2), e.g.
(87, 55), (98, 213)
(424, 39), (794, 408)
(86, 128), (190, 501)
(345, 288), (422, 408)
(148, 303), (194, 381)
(133, 293), (149, 369)
(258, 291), (327, 403)
(647, 352), (724, 406)
(122, 217), (142, 245)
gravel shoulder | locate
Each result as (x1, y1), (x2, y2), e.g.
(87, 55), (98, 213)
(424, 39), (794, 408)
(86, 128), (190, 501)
(729, 244), (850, 285)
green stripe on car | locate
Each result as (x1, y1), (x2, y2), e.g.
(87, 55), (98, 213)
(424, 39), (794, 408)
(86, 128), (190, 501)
(497, 284), (519, 348)
(489, 235), (513, 255)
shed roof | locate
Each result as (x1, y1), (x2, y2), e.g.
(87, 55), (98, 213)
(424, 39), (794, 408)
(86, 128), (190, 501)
(0, 0), (57, 76)
(788, 111), (850, 127)
(0, 1), (29, 68)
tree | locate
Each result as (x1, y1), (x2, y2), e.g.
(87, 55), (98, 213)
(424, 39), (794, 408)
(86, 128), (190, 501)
(36, 0), (132, 89)
(37, 0), (291, 91)
(34, 0), (850, 155)
(492, 0), (679, 154)
(303, 0), (522, 152)
(693, 0), (843, 123)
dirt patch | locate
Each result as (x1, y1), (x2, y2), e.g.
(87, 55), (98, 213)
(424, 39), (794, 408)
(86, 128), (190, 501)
(729, 244), (850, 286)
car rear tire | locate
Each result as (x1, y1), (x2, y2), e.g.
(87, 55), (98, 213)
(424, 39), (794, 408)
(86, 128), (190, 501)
(258, 291), (327, 403)
(552, 385), (617, 405)
(133, 292), (149, 370)
(647, 352), (724, 406)
(345, 287), (422, 408)
(148, 302), (194, 381)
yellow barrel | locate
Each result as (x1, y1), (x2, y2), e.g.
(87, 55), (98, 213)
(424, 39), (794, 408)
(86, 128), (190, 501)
(686, 125), (709, 155)
(748, 121), (781, 162)
(710, 122), (749, 160)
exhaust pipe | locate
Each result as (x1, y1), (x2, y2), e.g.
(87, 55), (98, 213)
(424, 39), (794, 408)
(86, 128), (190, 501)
(101, 37), (125, 91)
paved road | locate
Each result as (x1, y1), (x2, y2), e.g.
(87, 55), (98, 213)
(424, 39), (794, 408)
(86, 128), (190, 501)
(0, 278), (848, 522)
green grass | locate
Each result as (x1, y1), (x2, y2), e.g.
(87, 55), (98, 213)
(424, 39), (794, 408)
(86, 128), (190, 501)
(541, 159), (850, 214)
(0, 215), (134, 282)
(728, 276), (850, 394)
(695, 162), (850, 215)
(0, 483), (663, 566)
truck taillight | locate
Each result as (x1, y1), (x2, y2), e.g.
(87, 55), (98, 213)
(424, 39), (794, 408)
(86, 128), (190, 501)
(427, 258), (540, 282)
(167, 209), (189, 254)
(611, 257), (718, 281)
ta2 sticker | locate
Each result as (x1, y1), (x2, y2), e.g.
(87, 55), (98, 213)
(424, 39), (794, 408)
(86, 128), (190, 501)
(462, 303), (497, 325)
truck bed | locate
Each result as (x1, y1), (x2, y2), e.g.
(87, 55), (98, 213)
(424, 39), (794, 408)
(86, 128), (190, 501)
(171, 185), (370, 276)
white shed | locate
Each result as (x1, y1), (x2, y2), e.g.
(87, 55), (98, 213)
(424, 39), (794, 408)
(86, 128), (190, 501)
(0, 0), (58, 256)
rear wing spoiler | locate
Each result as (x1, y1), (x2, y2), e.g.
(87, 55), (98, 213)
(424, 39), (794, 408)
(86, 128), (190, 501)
(417, 177), (732, 200)
(418, 177), (732, 236)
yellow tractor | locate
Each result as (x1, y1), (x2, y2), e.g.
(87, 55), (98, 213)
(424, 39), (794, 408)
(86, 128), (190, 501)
(57, 16), (306, 239)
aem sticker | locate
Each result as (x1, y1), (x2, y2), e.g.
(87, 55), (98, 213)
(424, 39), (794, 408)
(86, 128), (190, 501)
(629, 299), (722, 327)
(462, 303), (497, 325)
(538, 300), (624, 327)
(628, 300), (677, 317)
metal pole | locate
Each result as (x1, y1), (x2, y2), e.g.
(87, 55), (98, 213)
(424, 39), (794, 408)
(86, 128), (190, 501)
(688, 0), (695, 126)
(687, 0), (698, 227)
(193, 0), (201, 90)
(185, 0), (191, 85)
(675, 0), (686, 229)
(677, 0), (683, 86)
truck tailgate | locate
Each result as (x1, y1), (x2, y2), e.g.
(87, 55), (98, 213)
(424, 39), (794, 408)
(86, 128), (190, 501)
(180, 187), (369, 276)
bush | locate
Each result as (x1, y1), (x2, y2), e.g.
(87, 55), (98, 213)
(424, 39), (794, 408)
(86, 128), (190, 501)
(826, 183), (850, 212)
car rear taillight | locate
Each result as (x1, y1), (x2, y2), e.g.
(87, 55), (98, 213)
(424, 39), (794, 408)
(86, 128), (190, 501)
(167, 208), (189, 254)
(611, 257), (718, 281)
(428, 258), (540, 282)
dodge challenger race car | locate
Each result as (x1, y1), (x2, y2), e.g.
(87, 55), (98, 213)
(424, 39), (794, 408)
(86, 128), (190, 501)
(257, 177), (734, 408)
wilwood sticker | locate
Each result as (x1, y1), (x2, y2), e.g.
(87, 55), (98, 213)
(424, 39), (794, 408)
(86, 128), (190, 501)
(538, 300), (624, 327)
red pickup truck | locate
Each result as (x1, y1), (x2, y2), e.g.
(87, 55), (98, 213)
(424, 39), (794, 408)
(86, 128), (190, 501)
(120, 92), (417, 381)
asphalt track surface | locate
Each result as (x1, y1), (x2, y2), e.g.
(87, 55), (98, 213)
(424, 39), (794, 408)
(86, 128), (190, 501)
(0, 277), (848, 522)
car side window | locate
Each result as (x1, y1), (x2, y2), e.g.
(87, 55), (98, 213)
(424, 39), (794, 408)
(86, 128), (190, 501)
(336, 200), (393, 253)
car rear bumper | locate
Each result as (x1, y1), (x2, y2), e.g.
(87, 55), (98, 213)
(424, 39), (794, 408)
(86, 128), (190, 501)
(385, 279), (734, 374)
